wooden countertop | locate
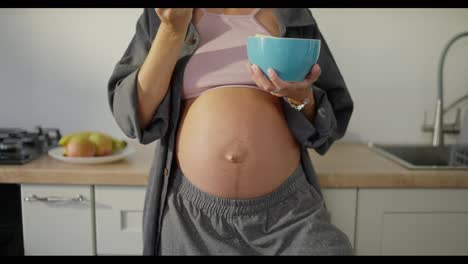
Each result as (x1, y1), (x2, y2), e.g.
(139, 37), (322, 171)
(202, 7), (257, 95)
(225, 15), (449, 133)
(1, 142), (467, 188)
(0, 142), (153, 186)
(308, 143), (468, 188)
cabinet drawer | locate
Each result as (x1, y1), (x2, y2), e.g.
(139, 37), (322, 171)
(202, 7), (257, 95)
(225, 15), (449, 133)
(322, 188), (357, 250)
(356, 189), (468, 255)
(95, 186), (146, 255)
(21, 184), (94, 255)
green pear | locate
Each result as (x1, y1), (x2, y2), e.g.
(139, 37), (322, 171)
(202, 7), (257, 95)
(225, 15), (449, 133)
(112, 139), (127, 153)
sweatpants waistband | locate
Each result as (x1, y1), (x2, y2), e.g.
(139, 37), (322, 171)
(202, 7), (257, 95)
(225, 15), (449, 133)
(171, 163), (310, 217)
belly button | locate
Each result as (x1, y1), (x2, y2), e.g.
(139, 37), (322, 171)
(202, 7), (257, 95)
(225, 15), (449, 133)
(225, 153), (245, 163)
(223, 139), (248, 163)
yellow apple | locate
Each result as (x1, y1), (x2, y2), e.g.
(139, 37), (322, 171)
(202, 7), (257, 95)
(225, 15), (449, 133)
(88, 133), (113, 156)
(65, 137), (96, 157)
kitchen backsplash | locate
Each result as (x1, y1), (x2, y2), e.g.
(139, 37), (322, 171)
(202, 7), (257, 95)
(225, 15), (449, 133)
(1, 8), (467, 145)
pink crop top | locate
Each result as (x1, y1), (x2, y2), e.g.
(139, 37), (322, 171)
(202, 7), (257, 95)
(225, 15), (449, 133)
(182, 8), (272, 99)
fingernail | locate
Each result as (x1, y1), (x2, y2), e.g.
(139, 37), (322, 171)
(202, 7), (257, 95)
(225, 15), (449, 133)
(267, 68), (274, 77)
(246, 63), (252, 72)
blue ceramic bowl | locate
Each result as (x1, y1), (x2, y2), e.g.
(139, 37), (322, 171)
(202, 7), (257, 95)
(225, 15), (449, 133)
(247, 36), (321, 82)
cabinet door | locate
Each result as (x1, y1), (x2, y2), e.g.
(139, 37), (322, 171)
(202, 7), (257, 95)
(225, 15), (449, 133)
(356, 189), (468, 255)
(94, 186), (145, 255)
(322, 188), (357, 250)
(21, 185), (94, 255)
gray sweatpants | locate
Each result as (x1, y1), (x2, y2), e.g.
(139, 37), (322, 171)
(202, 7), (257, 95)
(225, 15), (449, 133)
(159, 162), (353, 255)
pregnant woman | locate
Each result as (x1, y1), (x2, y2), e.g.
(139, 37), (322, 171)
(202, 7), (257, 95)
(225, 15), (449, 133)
(108, 8), (354, 255)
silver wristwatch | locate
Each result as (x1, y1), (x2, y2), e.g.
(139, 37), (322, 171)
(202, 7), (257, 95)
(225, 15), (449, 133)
(284, 96), (310, 111)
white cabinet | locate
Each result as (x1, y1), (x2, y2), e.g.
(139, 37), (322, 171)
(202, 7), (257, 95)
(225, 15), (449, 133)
(25, 185), (468, 255)
(322, 188), (357, 250)
(21, 184), (95, 255)
(355, 189), (468, 255)
(19, 185), (357, 255)
(94, 186), (146, 255)
(93, 187), (356, 255)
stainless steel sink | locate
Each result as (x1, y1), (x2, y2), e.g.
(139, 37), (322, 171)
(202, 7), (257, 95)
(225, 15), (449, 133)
(368, 143), (468, 170)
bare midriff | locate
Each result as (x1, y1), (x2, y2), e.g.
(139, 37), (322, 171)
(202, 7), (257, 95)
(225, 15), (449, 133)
(175, 87), (301, 199)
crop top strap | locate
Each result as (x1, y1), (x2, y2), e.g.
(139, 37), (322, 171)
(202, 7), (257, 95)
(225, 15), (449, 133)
(200, 8), (261, 16)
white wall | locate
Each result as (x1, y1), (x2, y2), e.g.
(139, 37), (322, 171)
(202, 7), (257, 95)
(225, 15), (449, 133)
(1, 8), (468, 144)
(311, 8), (468, 144)
(0, 8), (141, 140)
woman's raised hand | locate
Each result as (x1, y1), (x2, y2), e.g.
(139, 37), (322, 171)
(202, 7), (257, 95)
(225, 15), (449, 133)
(155, 8), (194, 34)
(246, 63), (321, 103)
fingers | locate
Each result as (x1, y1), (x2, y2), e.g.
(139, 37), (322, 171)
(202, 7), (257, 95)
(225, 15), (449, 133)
(155, 8), (165, 16)
(253, 65), (276, 92)
(267, 68), (291, 97)
(155, 8), (193, 21)
(246, 63), (276, 92)
(246, 63), (321, 98)
(269, 66), (320, 99)
(245, 62), (262, 88)
(304, 64), (321, 86)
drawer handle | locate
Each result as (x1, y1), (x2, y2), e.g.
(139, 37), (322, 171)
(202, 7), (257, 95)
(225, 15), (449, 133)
(24, 194), (85, 203)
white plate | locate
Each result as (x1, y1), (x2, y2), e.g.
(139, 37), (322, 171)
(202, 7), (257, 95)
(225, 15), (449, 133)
(48, 145), (135, 164)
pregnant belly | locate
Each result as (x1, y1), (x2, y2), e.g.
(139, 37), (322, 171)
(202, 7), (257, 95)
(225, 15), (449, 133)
(175, 87), (301, 199)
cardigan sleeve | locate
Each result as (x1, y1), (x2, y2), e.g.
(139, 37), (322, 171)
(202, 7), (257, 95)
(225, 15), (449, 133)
(107, 8), (171, 144)
(283, 10), (354, 155)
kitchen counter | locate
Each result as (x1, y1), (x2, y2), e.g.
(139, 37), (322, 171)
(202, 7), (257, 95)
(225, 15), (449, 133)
(1, 142), (468, 188)
(0, 142), (153, 186)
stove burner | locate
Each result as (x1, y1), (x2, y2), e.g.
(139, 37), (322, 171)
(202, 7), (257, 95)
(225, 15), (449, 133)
(0, 126), (61, 165)
(0, 128), (26, 134)
(0, 129), (27, 140)
(0, 139), (23, 152)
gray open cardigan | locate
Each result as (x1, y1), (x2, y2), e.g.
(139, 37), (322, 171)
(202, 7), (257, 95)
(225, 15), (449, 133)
(108, 8), (354, 255)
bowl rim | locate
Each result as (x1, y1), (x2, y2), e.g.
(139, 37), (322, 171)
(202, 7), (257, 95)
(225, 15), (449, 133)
(247, 36), (321, 42)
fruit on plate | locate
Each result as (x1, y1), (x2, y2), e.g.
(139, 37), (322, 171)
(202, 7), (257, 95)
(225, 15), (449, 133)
(65, 137), (96, 157)
(58, 131), (92, 146)
(59, 131), (126, 157)
(112, 138), (127, 153)
(88, 133), (113, 156)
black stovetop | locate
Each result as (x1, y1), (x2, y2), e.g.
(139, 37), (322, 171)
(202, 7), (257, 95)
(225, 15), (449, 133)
(0, 126), (61, 165)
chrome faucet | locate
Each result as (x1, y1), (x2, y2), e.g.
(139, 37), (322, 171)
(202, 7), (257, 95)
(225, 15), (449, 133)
(422, 31), (468, 147)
